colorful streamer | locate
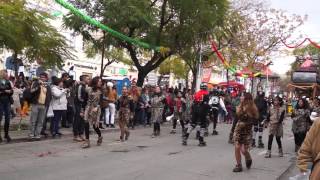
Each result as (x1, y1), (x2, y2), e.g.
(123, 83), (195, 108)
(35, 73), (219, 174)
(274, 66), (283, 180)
(210, 40), (262, 78)
(54, 0), (166, 52)
(281, 38), (320, 49)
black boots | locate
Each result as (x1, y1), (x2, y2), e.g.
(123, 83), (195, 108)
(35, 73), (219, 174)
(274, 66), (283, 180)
(198, 136), (206, 147)
(252, 139), (256, 148)
(233, 164), (243, 172)
(212, 130), (218, 135)
(258, 137), (264, 148)
(182, 133), (189, 146)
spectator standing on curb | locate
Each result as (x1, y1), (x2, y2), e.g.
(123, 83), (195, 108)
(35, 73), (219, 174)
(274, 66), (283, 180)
(103, 81), (117, 128)
(73, 75), (89, 142)
(50, 78), (68, 138)
(0, 70), (13, 142)
(29, 72), (51, 140)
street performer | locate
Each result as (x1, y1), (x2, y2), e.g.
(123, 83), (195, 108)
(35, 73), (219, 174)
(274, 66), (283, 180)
(182, 83), (210, 146)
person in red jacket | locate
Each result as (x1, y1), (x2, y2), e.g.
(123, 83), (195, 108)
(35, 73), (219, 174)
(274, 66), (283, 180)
(182, 83), (210, 146)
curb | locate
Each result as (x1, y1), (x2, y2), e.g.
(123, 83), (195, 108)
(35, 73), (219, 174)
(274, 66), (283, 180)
(1, 128), (120, 145)
(276, 156), (297, 180)
(1, 123), (170, 145)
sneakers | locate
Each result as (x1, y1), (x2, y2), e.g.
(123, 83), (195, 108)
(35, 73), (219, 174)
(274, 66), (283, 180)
(279, 148), (284, 157)
(120, 136), (124, 142)
(4, 135), (11, 143)
(170, 129), (176, 134)
(97, 136), (103, 146)
(264, 150), (271, 158)
(182, 140), (187, 146)
(245, 159), (252, 169)
(251, 139), (256, 148)
(198, 141), (207, 147)
(258, 139), (264, 148)
(81, 140), (90, 148)
(211, 130), (218, 135)
(125, 131), (130, 141)
(233, 164), (243, 172)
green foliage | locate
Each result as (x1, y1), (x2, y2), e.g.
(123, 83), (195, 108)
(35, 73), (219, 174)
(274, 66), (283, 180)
(0, 0), (73, 69)
(293, 44), (320, 56)
(64, 0), (229, 86)
(159, 56), (187, 79)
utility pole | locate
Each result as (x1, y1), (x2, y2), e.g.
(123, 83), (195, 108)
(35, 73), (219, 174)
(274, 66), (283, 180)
(195, 44), (203, 92)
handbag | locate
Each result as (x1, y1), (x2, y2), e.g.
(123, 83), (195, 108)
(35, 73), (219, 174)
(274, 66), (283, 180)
(46, 101), (54, 118)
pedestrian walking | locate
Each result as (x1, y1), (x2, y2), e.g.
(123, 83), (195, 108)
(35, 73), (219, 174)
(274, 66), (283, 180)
(171, 91), (186, 134)
(208, 89), (227, 135)
(233, 93), (259, 172)
(291, 98), (311, 152)
(264, 96), (286, 158)
(252, 91), (268, 148)
(150, 86), (165, 137)
(182, 83), (210, 146)
(82, 76), (103, 148)
(117, 87), (134, 141)
(73, 75), (89, 142)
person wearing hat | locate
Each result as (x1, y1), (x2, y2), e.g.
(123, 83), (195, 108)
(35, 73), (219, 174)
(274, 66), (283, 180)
(182, 83), (210, 146)
(264, 96), (286, 158)
(103, 81), (117, 128)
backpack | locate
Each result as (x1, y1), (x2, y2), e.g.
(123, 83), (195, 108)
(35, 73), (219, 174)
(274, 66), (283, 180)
(209, 96), (220, 106)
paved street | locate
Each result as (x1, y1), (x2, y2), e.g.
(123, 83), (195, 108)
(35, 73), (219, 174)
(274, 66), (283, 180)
(0, 120), (296, 180)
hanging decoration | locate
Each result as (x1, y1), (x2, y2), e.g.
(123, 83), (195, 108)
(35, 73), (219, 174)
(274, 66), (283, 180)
(210, 40), (262, 78)
(54, 0), (167, 52)
(281, 38), (320, 49)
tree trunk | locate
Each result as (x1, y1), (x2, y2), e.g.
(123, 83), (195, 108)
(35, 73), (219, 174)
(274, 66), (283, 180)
(191, 73), (197, 94)
(137, 71), (148, 87)
(185, 71), (189, 90)
(157, 75), (163, 86)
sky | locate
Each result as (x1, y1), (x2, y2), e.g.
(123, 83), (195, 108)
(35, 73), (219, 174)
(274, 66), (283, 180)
(268, 0), (320, 76)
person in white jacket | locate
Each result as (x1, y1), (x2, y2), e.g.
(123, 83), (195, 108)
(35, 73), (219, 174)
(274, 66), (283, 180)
(50, 78), (68, 137)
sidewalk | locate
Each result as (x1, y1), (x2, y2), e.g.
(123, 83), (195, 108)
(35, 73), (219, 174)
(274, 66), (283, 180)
(3, 114), (161, 145)
(2, 115), (122, 144)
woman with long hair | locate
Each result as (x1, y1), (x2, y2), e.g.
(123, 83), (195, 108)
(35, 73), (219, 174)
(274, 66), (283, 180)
(264, 96), (286, 158)
(82, 76), (103, 148)
(291, 98), (311, 152)
(233, 93), (259, 172)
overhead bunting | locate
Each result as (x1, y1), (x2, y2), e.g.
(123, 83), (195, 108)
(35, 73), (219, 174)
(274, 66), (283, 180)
(281, 38), (320, 49)
(54, 0), (168, 53)
(210, 40), (261, 78)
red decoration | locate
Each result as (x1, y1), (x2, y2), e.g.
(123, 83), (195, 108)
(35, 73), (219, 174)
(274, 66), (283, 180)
(281, 38), (320, 49)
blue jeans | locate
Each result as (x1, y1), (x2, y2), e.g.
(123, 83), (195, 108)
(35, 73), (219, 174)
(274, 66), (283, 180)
(0, 100), (10, 137)
(137, 108), (146, 126)
(52, 110), (65, 135)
